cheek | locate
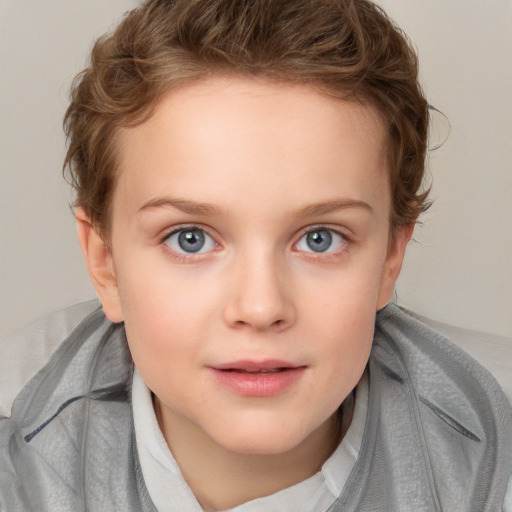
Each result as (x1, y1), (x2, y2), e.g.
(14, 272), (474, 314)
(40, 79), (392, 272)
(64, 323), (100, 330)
(114, 259), (221, 367)
(312, 306), (374, 411)
(301, 255), (386, 322)
(308, 299), (375, 368)
(298, 260), (383, 374)
(117, 252), (218, 320)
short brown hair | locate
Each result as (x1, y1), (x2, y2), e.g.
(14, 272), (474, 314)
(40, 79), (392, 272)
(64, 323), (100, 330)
(64, 0), (429, 241)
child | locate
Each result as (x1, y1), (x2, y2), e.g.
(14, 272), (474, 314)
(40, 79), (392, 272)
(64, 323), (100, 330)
(0, 0), (510, 510)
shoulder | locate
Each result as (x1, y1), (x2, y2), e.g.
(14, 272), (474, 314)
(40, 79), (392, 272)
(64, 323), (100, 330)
(369, 304), (512, 511)
(401, 307), (512, 405)
(0, 306), (143, 511)
(0, 299), (101, 418)
(398, 307), (512, 512)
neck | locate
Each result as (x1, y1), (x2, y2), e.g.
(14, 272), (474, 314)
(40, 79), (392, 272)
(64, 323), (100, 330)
(154, 398), (353, 511)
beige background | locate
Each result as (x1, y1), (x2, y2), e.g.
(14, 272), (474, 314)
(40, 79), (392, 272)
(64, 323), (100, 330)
(1, 0), (511, 338)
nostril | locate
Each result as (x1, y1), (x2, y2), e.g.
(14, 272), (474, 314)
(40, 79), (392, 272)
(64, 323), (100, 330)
(232, 317), (286, 331)
(222, 283), (296, 331)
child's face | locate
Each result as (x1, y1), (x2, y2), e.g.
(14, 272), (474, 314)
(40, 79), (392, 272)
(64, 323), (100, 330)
(80, 77), (410, 456)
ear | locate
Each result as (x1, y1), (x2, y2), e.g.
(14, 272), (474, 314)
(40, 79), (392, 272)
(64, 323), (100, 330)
(75, 207), (124, 323)
(376, 224), (414, 309)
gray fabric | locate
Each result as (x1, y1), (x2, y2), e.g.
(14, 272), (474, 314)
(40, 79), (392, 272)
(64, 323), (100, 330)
(0, 311), (156, 512)
(332, 306), (512, 511)
(0, 299), (100, 419)
(0, 305), (510, 511)
(406, 308), (512, 404)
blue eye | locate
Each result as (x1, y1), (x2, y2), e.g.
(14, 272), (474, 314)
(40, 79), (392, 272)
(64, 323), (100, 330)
(164, 228), (216, 254)
(296, 229), (346, 253)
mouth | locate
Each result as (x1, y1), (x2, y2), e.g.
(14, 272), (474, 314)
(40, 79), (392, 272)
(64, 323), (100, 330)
(209, 360), (306, 397)
(211, 359), (301, 372)
(223, 368), (287, 374)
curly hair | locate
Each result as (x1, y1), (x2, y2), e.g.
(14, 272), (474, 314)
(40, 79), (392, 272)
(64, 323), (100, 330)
(64, 0), (430, 241)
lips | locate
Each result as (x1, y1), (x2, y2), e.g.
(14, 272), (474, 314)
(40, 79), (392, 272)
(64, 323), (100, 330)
(212, 359), (298, 372)
(227, 368), (284, 374)
(209, 360), (306, 396)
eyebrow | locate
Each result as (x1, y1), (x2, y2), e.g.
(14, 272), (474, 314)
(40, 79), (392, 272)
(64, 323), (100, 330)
(138, 197), (224, 216)
(138, 197), (373, 217)
(293, 199), (374, 217)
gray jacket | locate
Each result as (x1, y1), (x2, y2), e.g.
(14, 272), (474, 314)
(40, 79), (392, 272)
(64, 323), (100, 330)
(1, 304), (511, 511)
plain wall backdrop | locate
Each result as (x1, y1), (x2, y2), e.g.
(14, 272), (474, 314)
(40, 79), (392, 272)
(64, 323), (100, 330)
(1, 0), (511, 339)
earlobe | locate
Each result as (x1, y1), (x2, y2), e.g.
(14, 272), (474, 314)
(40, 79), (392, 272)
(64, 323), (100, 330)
(376, 224), (414, 310)
(75, 208), (124, 323)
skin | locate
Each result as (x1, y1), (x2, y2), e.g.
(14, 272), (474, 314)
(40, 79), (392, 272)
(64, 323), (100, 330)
(77, 77), (413, 511)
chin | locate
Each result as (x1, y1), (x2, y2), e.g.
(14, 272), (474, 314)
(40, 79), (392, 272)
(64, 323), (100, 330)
(222, 435), (303, 456)
(209, 418), (319, 457)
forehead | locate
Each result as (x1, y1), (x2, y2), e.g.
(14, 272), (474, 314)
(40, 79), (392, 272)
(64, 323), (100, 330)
(113, 77), (389, 222)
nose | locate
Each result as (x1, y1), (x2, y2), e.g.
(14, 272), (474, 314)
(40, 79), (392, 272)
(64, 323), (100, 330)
(223, 251), (296, 332)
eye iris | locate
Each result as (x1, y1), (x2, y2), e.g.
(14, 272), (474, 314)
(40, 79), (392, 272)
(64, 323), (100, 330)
(178, 230), (205, 253)
(306, 230), (332, 252)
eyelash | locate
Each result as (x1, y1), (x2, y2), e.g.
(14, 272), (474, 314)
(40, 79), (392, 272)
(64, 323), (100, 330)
(159, 224), (350, 262)
(160, 224), (220, 262)
(293, 225), (349, 261)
